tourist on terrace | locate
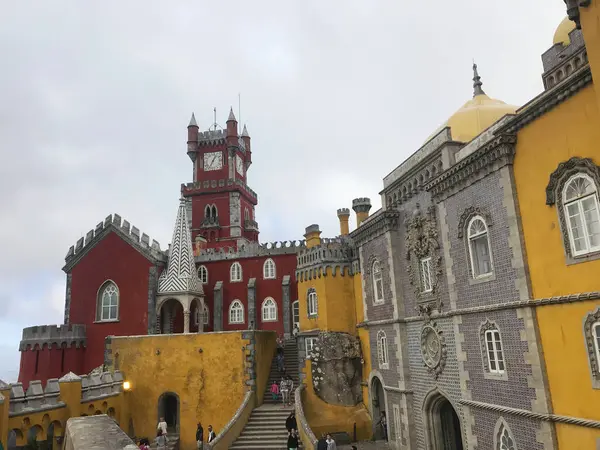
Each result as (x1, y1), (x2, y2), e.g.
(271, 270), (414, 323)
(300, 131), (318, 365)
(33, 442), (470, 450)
(287, 428), (299, 450)
(196, 422), (204, 449)
(207, 425), (216, 443)
(157, 417), (168, 435)
(317, 433), (328, 450)
(155, 430), (168, 450)
(326, 433), (337, 450)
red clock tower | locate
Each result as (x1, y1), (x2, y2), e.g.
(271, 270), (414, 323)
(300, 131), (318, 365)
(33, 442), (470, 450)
(182, 108), (259, 249)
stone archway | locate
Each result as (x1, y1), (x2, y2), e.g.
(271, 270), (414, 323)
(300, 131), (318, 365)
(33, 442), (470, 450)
(158, 392), (180, 433)
(158, 298), (185, 334)
(370, 375), (388, 440)
(423, 389), (464, 450)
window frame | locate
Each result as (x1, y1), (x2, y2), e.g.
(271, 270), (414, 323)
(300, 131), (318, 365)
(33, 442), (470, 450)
(198, 265), (209, 285)
(562, 173), (600, 257)
(228, 300), (245, 324)
(372, 260), (384, 304)
(230, 262), (243, 282)
(307, 288), (318, 317)
(196, 305), (209, 326)
(583, 308), (600, 389)
(292, 300), (300, 329)
(467, 216), (494, 279)
(305, 337), (317, 354)
(261, 297), (278, 322)
(377, 330), (389, 369)
(97, 281), (119, 322)
(420, 257), (433, 293)
(263, 258), (276, 279)
(485, 329), (506, 375)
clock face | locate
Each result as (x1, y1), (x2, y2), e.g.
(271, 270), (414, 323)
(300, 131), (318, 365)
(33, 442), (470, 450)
(203, 152), (223, 171)
(236, 155), (244, 175)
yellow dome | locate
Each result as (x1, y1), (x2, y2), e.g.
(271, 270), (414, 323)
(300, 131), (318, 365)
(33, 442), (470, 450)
(553, 16), (575, 46)
(425, 64), (518, 144)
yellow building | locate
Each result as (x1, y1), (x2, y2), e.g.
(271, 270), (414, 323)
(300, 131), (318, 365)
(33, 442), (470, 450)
(294, 202), (373, 446)
(509, 7), (600, 449)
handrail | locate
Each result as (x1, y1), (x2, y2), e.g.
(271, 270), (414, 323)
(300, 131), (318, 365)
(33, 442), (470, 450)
(294, 384), (318, 450)
(207, 390), (255, 450)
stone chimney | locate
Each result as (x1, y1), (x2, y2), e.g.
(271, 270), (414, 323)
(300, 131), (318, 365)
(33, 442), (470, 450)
(304, 224), (322, 248)
(352, 198), (372, 227)
(337, 208), (350, 236)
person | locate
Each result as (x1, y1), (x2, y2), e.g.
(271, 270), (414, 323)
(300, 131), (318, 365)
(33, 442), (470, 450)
(317, 433), (328, 450)
(277, 351), (285, 373)
(155, 430), (168, 450)
(287, 428), (299, 450)
(196, 422), (204, 449)
(138, 439), (150, 450)
(379, 411), (388, 441)
(285, 412), (297, 432)
(285, 375), (295, 406)
(326, 433), (337, 450)
(270, 380), (280, 401)
(280, 376), (291, 408)
(207, 425), (216, 443)
(292, 324), (299, 339)
(157, 416), (167, 435)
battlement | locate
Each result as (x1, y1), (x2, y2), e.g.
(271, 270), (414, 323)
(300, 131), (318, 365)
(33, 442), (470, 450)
(5, 371), (123, 417)
(20, 324), (87, 351)
(181, 178), (258, 202)
(64, 214), (166, 268)
(297, 236), (356, 270)
(352, 198), (372, 213)
(337, 208), (350, 217)
(195, 240), (305, 262)
(197, 129), (226, 145)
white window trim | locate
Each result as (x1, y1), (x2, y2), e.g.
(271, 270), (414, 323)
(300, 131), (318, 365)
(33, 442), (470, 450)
(485, 329), (505, 375)
(420, 257), (433, 293)
(305, 337), (317, 355)
(263, 258), (276, 279)
(372, 260), (384, 304)
(377, 331), (389, 369)
(593, 322), (600, 373)
(229, 300), (245, 324)
(307, 289), (318, 316)
(562, 173), (600, 257)
(467, 216), (494, 279)
(198, 265), (209, 285)
(261, 297), (278, 322)
(292, 300), (300, 329)
(230, 262), (243, 282)
(97, 281), (119, 322)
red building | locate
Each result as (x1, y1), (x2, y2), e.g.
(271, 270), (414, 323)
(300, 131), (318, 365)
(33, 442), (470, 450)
(17, 109), (303, 389)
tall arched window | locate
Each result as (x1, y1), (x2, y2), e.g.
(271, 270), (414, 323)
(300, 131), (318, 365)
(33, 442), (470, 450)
(230, 262), (243, 282)
(261, 297), (278, 322)
(563, 174), (600, 256)
(198, 265), (208, 284)
(211, 205), (217, 219)
(377, 330), (389, 369)
(467, 216), (493, 278)
(244, 208), (249, 221)
(372, 260), (384, 303)
(263, 258), (276, 279)
(97, 281), (119, 322)
(307, 288), (318, 317)
(229, 300), (244, 324)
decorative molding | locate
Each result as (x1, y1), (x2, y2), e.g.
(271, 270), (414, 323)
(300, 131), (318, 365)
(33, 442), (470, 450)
(350, 209), (401, 246)
(457, 206), (493, 239)
(584, 307), (600, 388)
(405, 204), (443, 314)
(420, 320), (447, 379)
(196, 240), (305, 262)
(545, 157), (600, 205)
(427, 134), (517, 202)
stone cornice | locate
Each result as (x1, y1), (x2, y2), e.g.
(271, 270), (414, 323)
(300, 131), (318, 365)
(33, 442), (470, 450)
(426, 135), (516, 202)
(350, 209), (401, 246)
(498, 65), (592, 135)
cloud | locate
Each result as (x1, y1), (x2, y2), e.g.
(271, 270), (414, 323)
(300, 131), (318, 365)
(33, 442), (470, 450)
(0, 0), (567, 380)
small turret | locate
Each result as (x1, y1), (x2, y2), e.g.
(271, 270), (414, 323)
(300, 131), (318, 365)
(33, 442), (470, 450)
(242, 124), (252, 167)
(187, 113), (199, 162)
(337, 208), (350, 236)
(352, 198), (372, 227)
(304, 224), (322, 248)
(226, 107), (238, 137)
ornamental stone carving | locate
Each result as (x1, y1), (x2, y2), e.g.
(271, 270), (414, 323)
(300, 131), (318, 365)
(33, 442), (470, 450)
(405, 203), (443, 314)
(584, 307), (600, 384)
(457, 206), (493, 239)
(545, 157), (600, 206)
(420, 320), (447, 379)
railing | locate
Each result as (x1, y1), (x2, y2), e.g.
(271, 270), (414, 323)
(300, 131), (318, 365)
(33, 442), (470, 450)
(207, 391), (255, 450)
(295, 384), (318, 450)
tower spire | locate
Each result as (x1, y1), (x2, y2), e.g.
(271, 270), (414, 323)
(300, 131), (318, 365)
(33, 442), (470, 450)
(188, 113), (198, 127)
(472, 61), (485, 97)
(228, 107), (237, 122)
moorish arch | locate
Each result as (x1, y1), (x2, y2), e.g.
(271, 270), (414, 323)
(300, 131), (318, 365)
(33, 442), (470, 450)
(422, 387), (465, 450)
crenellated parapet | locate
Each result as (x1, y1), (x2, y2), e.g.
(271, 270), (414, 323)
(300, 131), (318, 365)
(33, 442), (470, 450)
(296, 236), (357, 281)
(80, 371), (123, 401)
(8, 379), (63, 415)
(196, 240), (305, 262)
(197, 129), (226, 146)
(19, 324), (87, 351)
(63, 214), (167, 272)
(181, 178), (258, 202)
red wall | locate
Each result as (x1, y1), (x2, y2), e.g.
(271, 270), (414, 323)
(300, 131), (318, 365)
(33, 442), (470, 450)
(198, 253), (298, 336)
(70, 232), (154, 373)
(18, 344), (85, 389)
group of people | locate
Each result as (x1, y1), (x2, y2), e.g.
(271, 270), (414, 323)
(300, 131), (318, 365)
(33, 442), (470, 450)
(285, 411), (338, 450)
(137, 417), (216, 449)
(195, 422), (216, 449)
(317, 433), (338, 450)
(271, 375), (295, 407)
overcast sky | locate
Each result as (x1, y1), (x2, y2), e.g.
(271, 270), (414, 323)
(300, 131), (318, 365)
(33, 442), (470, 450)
(0, 1), (567, 382)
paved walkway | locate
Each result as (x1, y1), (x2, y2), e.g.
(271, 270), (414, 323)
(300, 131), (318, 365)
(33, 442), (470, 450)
(338, 441), (390, 450)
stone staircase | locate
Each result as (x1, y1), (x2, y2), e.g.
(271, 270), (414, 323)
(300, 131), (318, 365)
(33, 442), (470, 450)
(230, 339), (301, 449)
(149, 433), (179, 450)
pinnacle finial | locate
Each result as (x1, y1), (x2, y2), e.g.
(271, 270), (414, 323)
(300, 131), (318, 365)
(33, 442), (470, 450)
(472, 61), (485, 97)
(242, 124), (249, 137)
(228, 107), (236, 122)
(188, 113), (198, 127)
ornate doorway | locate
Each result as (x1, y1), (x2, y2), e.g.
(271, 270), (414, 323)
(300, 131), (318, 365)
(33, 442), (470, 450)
(424, 391), (464, 450)
(158, 392), (180, 433)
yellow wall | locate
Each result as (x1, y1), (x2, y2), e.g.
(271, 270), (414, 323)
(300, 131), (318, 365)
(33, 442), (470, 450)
(109, 331), (275, 450)
(580, 0), (600, 111)
(253, 331), (277, 407)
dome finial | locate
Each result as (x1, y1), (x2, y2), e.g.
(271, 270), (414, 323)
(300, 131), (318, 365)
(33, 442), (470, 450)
(472, 61), (485, 97)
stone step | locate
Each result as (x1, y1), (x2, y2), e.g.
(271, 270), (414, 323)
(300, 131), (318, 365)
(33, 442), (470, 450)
(230, 444), (290, 450)
(234, 437), (288, 445)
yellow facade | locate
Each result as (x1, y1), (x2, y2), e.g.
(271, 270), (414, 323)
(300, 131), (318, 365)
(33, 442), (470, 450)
(580, 1), (600, 111)
(107, 331), (275, 450)
(512, 10), (600, 448)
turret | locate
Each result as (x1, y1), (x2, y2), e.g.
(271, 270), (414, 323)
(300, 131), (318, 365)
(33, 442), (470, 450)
(304, 224), (322, 249)
(242, 124), (252, 167)
(187, 113), (199, 162)
(226, 107), (238, 144)
(337, 208), (350, 236)
(352, 198), (372, 227)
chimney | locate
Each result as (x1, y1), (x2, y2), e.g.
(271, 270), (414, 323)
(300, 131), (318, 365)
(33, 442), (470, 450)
(337, 208), (350, 236)
(304, 224), (322, 248)
(352, 198), (372, 227)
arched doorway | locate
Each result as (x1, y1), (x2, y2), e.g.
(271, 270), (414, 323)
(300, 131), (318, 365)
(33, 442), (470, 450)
(159, 299), (184, 334)
(424, 391), (464, 450)
(370, 376), (387, 440)
(158, 392), (180, 433)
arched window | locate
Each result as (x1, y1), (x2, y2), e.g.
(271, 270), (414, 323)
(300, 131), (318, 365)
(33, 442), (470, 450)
(467, 216), (493, 278)
(211, 205), (217, 219)
(229, 300), (244, 324)
(230, 262), (243, 282)
(97, 281), (119, 322)
(263, 258), (276, 279)
(204, 205), (211, 219)
(563, 174), (600, 256)
(583, 308), (600, 387)
(244, 208), (249, 221)
(198, 265), (208, 284)
(372, 260), (384, 303)
(494, 418), (517, 450)
(261, 297), (278, 322)
(307, 288), (318, 317)
(377, 330), (389, 369)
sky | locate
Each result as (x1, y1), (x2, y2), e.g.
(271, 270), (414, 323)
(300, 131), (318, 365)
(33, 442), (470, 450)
(0, 1), (567, 382)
